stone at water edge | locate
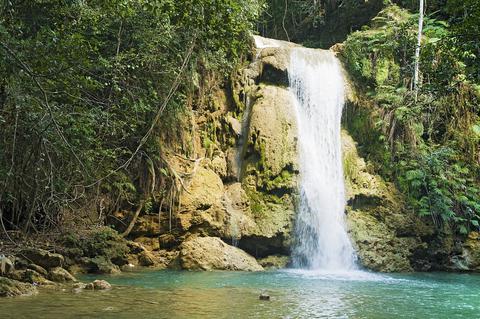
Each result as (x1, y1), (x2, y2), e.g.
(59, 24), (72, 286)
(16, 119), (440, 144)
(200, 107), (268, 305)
(0, 277), (37, 297)
(84, 282), (95, 290)
(21, 248), (64, 269)
(179, 236), (263, 271)
(48, 267), (77, 283)
(92, 279), (112, 290)
(72, 282), (87, 293)
(9, 269), (55, 286)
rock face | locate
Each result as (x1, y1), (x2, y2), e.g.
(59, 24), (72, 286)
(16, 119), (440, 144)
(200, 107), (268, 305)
(447, 232), (480, 271)
(342, 130), (432, 271)
(233, 37), (299, 259)
(179, 237), (263, 271)
(97, 35), (474, 274)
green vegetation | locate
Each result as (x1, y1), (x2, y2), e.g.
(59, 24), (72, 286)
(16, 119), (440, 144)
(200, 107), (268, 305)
(0, 0), (478, 242)
(259, 0), (385, 47)
(342, 5), (480, 233)
(0, 0), (262, 232)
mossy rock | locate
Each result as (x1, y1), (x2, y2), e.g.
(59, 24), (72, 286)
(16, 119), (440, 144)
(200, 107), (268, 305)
(0, 277), (37, 297)
(62, 227), (129, 273)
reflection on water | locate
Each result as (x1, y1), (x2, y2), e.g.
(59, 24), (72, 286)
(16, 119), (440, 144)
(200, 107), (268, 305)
(1, 270), (479, 319)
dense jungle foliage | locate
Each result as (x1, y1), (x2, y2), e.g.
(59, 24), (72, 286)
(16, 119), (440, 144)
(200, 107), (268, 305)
(0, 0), (262, 232)
(0, 0), (478, 236)
(341, 3), (480, 233)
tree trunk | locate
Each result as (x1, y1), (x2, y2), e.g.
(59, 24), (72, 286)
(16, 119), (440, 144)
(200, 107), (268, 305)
(413, 0), (424, 101)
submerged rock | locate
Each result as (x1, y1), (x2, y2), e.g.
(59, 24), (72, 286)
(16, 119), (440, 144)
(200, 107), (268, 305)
(179, 236), (263, 271)
(259, 293), (270, 301)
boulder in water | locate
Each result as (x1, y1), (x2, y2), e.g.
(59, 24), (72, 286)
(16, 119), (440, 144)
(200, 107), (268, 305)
(179, 236), (263, 271)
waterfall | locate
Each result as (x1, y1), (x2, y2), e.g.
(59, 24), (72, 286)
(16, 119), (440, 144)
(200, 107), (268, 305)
(290, 48), (357, 271)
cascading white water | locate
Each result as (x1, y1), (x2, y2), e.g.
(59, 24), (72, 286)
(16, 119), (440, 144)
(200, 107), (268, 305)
(290, 48), (357, 271)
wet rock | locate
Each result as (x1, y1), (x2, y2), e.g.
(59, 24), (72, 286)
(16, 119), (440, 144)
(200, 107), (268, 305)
(21, 248), (64, 269)
(0, 256), (14, 275)
(179, 236), (263, 271)
(254, 37), (300, 85)
(224, 183), (247, 208)
(235, 81), (299, 257)
(48, 267), (77, 282)
(226, 115), (242, 136)
(0, 277), (37, 297)
(92, 279), (111, 290)
(81, 279), (111, 291)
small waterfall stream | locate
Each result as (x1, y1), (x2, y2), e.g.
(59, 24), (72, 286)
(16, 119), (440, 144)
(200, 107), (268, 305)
(289, 48), (357, 271)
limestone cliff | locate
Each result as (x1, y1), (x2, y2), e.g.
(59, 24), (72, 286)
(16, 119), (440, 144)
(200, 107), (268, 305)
(106, 35), (480, 273)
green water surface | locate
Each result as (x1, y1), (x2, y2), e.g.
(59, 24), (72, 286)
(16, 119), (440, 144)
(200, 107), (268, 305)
(1, 269), (479, 318)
